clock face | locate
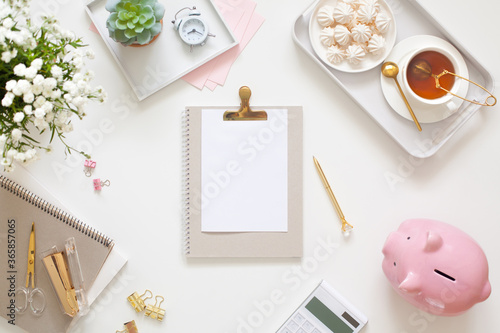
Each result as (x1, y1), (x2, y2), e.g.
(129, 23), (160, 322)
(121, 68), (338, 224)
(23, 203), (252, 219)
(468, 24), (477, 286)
(179, 17), (208, 46)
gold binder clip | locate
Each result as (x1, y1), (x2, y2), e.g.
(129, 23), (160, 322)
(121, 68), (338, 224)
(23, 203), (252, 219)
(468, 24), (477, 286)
(116, 320), (139, 333)
(127, 289), (152, 312)
(144, 295), (166, 321)
(223, 86), (268, 121)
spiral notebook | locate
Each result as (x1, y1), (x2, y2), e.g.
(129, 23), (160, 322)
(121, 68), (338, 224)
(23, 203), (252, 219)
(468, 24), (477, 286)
(0, 175), (114, 333)
(182, 91), (303, 257)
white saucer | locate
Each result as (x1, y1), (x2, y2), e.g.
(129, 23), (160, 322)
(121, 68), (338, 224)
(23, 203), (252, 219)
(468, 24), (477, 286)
(309, 0), (397, 73)
(380, 35), (468, 123)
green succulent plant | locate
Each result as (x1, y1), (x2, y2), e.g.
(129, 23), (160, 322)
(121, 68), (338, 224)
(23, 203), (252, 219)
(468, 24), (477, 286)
(105, 0), (165, 46)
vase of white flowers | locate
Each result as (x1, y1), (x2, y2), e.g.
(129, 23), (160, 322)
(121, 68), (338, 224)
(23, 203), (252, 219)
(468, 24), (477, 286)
(0, 0), (106, 172)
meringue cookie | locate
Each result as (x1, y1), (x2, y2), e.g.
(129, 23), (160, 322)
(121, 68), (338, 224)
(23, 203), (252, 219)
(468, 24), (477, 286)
(367, 34), (386, 55)
(345, 12), (359, 31)
(359, 0), (380, 12)
(320, 27), (336, 46)
(326, 45), (345, 64)
(333, 2), (355, 25)
(375, 11), (392, 33)
(345, 44), (366, 64)
(317, 6), (335, 27)
(333, 24), (351, 46)
(351, 23), (372, 43)
(357, 5), (377, 24)
(342, 0), (361, 8)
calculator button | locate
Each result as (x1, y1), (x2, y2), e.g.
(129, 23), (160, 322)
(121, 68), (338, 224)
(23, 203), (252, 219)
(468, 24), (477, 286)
(293, 313), (305, 325)
(312, 329), (321, 333)
(302, 321), (314, 332)
(287, 320), (299, 331)
(296, 329), (306, 333)
(279, 328), (293, 333)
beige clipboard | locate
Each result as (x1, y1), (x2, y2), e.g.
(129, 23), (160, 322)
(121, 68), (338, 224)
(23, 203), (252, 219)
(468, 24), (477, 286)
(183, 87), (303, 257)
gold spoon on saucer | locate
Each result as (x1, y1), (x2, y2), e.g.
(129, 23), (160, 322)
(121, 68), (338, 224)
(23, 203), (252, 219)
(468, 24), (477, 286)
(382, 61), (422, 131)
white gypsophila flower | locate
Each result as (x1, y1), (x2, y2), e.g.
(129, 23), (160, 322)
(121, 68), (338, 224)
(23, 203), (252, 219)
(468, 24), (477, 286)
(5, 80), (17, 91)
(61, 123), (73, 133)
(2, 92), (15, 107)
(71, 96), (87, 108)
(25, 149), (37, 160)
(85, 49), (95, 59)
(83, 70), (95, 82)
(77, 80), (91, 94)
(50, 65), (63, 79)
(73, 72), (83, 82)
(43, 77), (57, 90)
(64, 93), (72, 103)
(11, 82), (23, 96)
(6, 149), (16, 160)
(11, 128), (22, 142)
(3, 17), (14, 29)
(24, 66), (37, 80)
(23, 91), (34, 103)
(14, 152), (25, 162)
(1, 157), (12, 167)
(63, 81), (78, 96)
(13, 112), (24, 123)
(24, 105), (33, 115)
(44, 111), (54, 122)
(34, 108), (45, 118)
(34, 117), (49, 130)
(33, 95), (46, 109)
(50, 89), (62, 99)
(31, 83), (42, 95)
(41, 101), (53, 113)
(32, 74), (44, 86)
(30, 58), (43, 71)
(0, 134), (7, 145)
(1, 49), (17, 63)
(17, 79), (31, 94)
(13, 63), (26, 76)
(55, 110), (68, 124)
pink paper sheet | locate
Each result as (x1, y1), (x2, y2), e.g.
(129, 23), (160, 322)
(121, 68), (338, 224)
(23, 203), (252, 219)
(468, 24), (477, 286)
(208, 11), (264, 86)
(182, 0), (264, 90)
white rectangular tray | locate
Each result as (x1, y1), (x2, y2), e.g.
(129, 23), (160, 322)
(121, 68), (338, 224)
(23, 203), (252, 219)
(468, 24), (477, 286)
(293, 0), (495, 158)
(86, 0), (238, 101)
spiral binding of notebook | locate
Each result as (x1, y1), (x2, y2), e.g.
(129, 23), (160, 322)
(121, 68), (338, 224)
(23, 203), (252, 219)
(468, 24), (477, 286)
(0, 175), (113, 247)
(182, 109), (191, 255)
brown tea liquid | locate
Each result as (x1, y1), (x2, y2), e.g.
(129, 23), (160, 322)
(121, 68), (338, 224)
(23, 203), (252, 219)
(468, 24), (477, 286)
(407, 51), (455, 99)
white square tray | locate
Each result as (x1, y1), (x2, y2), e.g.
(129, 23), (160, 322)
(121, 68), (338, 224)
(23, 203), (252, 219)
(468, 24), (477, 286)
(293, 0), (495, 158)
(86, 0), (238, 101)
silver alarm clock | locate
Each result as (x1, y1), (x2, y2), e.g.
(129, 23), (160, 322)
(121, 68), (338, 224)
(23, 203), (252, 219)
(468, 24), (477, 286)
(172, 6), (215, 52)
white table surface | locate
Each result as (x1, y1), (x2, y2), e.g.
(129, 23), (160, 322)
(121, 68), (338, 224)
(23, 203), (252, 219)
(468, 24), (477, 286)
(2, 0), (499, 332)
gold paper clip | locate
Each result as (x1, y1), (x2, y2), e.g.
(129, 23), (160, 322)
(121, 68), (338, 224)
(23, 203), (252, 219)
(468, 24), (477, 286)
(42, 252), (79, 317)
(145, 295), (165, 321)
(127, 289), (152, 312)
(116, 320), (139, 333)
(223, 86), (268, 121)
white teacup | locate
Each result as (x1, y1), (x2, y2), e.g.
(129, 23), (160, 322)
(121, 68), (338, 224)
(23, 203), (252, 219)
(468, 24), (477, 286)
(401, 45), (469, 114)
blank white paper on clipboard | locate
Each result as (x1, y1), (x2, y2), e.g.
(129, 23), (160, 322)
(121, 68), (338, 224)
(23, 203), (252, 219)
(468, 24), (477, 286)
(201, 108), (288, 232)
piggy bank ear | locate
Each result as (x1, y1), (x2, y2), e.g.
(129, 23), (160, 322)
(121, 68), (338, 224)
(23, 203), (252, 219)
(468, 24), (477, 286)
(424, 231), (443, 252)
(398, 272), (421, 294)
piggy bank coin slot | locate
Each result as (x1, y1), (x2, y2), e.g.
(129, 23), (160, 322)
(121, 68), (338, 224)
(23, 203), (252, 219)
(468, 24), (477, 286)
(434, 269), (456, 281)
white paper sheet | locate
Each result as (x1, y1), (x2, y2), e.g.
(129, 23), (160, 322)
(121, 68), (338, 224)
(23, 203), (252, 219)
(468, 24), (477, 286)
(201, 109), (288, 232)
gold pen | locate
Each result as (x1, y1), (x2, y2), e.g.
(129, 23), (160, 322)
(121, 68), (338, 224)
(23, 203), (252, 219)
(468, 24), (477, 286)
(313, 156), (353, 234)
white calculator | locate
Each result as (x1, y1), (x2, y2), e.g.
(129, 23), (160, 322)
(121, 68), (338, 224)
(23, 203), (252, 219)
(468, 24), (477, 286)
(277, 281), (367, 333)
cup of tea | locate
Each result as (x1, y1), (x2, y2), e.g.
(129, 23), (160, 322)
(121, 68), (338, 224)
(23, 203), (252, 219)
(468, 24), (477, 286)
(401, 45), (469, 113)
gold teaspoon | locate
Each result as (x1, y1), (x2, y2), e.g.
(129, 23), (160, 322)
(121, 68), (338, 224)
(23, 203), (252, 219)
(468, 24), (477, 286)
(382, 61), (422, 132)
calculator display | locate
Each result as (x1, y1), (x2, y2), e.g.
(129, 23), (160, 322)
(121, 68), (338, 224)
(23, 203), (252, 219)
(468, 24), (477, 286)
(305, 297), (357, 333)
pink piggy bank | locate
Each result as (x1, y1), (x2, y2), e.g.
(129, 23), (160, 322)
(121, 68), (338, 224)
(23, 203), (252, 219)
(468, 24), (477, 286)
(382, 218), (491, 316)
